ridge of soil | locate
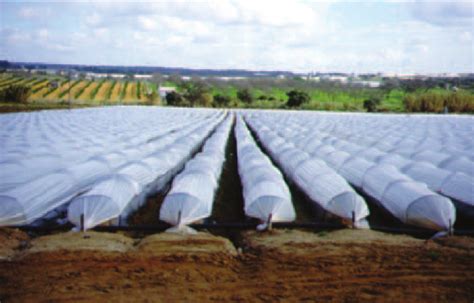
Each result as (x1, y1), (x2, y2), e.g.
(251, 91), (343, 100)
(1, 228), (473, 302)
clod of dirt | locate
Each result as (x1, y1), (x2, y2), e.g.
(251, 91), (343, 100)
(136, 231), (237, 256)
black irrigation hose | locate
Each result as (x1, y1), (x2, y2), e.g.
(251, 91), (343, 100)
(14, 222), (474, 237)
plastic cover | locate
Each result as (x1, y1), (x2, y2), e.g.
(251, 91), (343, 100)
(235, 116), (295, 223)
(159, 115), (233, 227)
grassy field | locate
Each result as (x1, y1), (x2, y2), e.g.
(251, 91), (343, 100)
(0, 74), (153, 106)
(1, 73), (472, 112)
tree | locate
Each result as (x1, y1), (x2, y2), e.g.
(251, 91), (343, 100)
(363, 97), (381, 112)
(201, 92), (213, 107)
(0, 85), (31, 103)
(165, 91), (186, 106)
(179, 80), (210, 107)
(213, 94), (231, 107)
(286, 90), (310, 107)
(237, 88), (253, 104)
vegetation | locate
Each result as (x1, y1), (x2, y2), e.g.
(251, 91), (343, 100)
(31, 79), (49, 93)
(179, 80), (212, 107)
(165, 91), (186, 106)
(404, 90), (474, 113)
(0, 84), (31, 103)
(120, 81), (129, 100)
(105, 81), (117, 100)
(213, 94), (231, 107)
(363, 97), (381, 112)
(136, 81), (141, 99)
(58, 80), (81, 98)
(89, 79), (105, 100)
(74, 81), (93, 99)
(0, 73), (473, 113)
(236, 88), (253, 105)
(286, 90), (310, 108)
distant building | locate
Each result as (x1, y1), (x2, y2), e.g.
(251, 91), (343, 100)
(134, 74), (152, 79)
(159, 86), (176, 99)
(352, 80), (381, 88)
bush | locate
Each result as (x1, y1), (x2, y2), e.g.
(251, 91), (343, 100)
(363, 97), (381, 112)
(237, 88), (253, 104)
(286, 90), (310, 107)
(165, 91), (187, 106)
(180, 80), (210, 107)
(213, 94), (231, 107)
(0, 84), (31, 103)
(403, 91), (474, 113)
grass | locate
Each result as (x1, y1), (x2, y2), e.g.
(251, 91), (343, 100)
(31, 79), (50, 93)
(120, 81), (129, 101)
(89, 79), (105, 100)
(5, 74), (471, 112)
(0, 101), (95, 113)
(58, 80), (81, 99)
(136, 81), (141, 99)
(77, 81), (98, 101)
(74, 80), (93, 99)
(110, 81), (123, 102)
(96, 80), (113, 101)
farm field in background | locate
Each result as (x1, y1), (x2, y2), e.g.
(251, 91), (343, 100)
(0, 73), (155, 106)
(1, 73), (473, 114)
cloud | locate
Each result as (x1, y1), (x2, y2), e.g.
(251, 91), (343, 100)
(1, 1), (472, 73)
(411, 1), (473, 27)
(18, 6), (51, 19)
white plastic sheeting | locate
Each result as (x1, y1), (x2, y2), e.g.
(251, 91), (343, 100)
(244, 111), (463, 231)
(0, 106), (225, 226)
(235, 116), (295, 226)
(67, 112), (226, 230)
(159, 115), (233, 228)
(246, 118), (370, 225)
(0, 107), (215, 192)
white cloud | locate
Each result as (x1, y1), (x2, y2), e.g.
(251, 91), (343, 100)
(18, 6), (51, 19)
(2, 1), (472, 73)
(411, 1), (473, 27)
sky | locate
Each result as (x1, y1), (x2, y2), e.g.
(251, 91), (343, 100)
(0, 0), (473, 73)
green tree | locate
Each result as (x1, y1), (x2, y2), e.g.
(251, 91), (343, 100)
(165, 91), (186, 106)
(237, 88), (253, 104)
(180, 80), (210, 107)
(0, 84), (31, 103)
(213, 94), (231, 107)
(286, 90), (310, 107)
(363, 97), (381, 112)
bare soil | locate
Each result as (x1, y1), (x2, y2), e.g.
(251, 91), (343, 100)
(0, 228), (473, 303)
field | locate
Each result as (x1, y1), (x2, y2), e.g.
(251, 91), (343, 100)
(1, 73), (473, 113)
(0, 74), (153, 106)
(0, 106), (473, 301)
(1, 228), (473, 302)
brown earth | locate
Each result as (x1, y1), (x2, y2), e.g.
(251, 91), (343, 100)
(0, 228), (473, 302)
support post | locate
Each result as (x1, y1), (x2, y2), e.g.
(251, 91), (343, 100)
(177, 210), (182, 227)
(80, 213), (84, 232)
(351, 211), (355, 229)
(267, 213), (273, 231)
(448, 219), (453, 236)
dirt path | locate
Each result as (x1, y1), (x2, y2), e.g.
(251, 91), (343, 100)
(0, 228), (473, 302)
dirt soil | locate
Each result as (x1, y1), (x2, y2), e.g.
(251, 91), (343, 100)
(0, 228), (473, 302)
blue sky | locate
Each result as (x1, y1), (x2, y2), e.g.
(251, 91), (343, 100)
(0, 0), (472, 73)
